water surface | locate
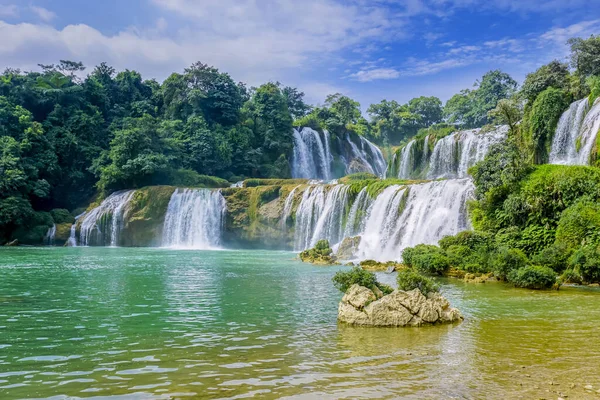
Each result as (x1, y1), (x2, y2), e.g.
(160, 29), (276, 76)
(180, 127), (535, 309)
(1, 248), (599, 399)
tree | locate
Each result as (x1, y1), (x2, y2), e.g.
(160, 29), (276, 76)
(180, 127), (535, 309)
(408, 96), (443, 127)
(520, 60), (570, 104)
(444, 89), (476, 128)
(325, 93), (362, 127)
(569, 35), (600, 79)
(282, 86), (311, 119)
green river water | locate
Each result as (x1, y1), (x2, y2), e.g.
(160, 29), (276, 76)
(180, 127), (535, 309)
(0, 247), (599, 399)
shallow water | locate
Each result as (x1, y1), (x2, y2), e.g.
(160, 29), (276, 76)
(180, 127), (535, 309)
(0, 248), (599, 399)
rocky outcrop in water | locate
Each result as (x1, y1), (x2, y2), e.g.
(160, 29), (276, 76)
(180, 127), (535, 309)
(336, 236), (361, 259)
(338, 284), (463, 327)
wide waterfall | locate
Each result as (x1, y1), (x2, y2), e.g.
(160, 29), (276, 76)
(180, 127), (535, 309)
(291, 127), (386, 179)
(162, 189), (226, 249)
(79, 191), (135, 246)
(427, 126), (507, 179)
(290, 179), (473, 260)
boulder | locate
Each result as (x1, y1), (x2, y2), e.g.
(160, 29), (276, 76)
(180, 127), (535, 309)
(338, 284), (463, 327)
(336, 236), (361, 260)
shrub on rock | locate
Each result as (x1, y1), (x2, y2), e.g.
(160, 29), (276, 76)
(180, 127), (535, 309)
(300, 239), (337, 265)
(402, 244), (450, 275)
(396, 269), (439, 295)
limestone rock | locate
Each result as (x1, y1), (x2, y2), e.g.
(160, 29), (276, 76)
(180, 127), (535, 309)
(338, 284), (463, 327)
(336, 236), (361, 260)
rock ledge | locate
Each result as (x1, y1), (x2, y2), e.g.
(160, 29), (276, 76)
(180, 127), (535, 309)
(338, 284), (463, 327)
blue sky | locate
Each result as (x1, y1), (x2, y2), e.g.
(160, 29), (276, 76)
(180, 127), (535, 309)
(0, 0), (598, 111)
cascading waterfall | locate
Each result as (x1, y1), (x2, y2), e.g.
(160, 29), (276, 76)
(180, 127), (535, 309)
(293, 184), (349, 250)
(291, 127), (332, 180)
(162, 189), (226, 249)
(292, 179), (473, 261)
(397, 140), (416, 179)
(45, 224), (56, 246)
(428, 126), (507, 179)
(281, 185), (300, 228)
(79, 191), (135, 246)
(346, 135), (387, 177)
(356, 179), (473, 261)
(578, 99), (600, 164)
(549, 98), (590, 165)
(67, 212), (86, 247)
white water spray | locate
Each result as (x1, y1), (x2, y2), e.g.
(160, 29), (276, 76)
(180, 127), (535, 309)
(79, 191), (135, 246)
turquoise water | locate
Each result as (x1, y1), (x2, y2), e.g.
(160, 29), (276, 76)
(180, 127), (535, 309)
(1, 247), (600, 399)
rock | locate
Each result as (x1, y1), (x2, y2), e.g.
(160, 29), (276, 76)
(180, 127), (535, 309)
(338, 284), (463, 327)
(336, 236), (361, 260)
(341, 284), (376, 309)
(584, 385), (593, 390)
(371, 285), (384, 299)
(5, 239), (18, 246)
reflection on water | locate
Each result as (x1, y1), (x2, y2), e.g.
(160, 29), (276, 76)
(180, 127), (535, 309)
(0, 247), (599, 399)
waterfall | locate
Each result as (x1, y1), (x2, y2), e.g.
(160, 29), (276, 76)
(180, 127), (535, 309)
(79, 191), (134, 246)
(428, 126), (506, 179)
(45, 225), (56, 246)
(397, 140), (416, 179)
(162, 188), (226, 249)
(67, 212), (86, 247)
(356, 179), (474, 261)
(422, 135), (429, 163)
(345, 135), (386, 177)
(293, 184), (349, 250)
(576, 98), (600, 165)
(291, 128), (332, 180)
(281, 185), (301, 228)
(343, 187), (372, 238)
(549, 98), (590, 164)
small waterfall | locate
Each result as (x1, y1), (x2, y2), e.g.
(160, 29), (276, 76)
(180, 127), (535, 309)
(576, 99), (600, 165)
(343, 187), (372, 238)
(45, 224), (56, 246)
(79, 191), (134, 246)
(345, 135), (386, 177)
(428, 127), (506, 179)
(549, 98), (590, 164)
(291, 128), (332, 180)
(162, 188), (226, 249)
(67, 212), (86, 247)
(356, 179), (474, 261)
(422, 135), (429, 163)
(280, 185), (301, 228)
(397, 140), (416, 179)
(294, 184), (349, 250)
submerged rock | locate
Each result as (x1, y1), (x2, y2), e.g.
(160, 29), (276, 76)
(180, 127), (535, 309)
(338, 284), (463, 327)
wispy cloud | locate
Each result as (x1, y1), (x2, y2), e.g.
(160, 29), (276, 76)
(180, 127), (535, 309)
(30, 6), (56, 22)
(350, 68), (401, 82)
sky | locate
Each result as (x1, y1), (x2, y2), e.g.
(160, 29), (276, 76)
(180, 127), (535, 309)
(0, 0), (599, 111)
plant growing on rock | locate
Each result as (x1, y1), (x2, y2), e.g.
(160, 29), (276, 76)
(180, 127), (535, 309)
(300, 240), (337, 265)
(332, 266), (392, 295)
(396, 269), (440, 294)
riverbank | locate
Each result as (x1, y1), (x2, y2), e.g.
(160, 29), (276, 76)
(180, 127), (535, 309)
(1, 247), (599, 399)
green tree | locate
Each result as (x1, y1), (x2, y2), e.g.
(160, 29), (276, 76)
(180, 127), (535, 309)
(520, 60), (570, 104)
(408, 96), (443, 127)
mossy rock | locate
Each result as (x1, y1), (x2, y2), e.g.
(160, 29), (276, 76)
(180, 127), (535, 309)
(300, 240), (339, 265)
(359, 259), (402, 272)
(55, 223), (72, 245)
(120, 186), (176, 246)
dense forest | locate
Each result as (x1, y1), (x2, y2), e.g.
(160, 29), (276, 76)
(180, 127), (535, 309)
(1, 34), (599, 245)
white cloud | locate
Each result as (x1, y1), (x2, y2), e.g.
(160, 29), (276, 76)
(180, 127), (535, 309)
(350, 68), (401, 82)
(30, 6), (55, 22)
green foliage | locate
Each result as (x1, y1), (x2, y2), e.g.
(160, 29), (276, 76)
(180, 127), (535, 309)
(520, 60), (570, 104)
(402, 244), (450, 275)
(507, 265), (557, 290)
(167, 169), (229, 188)
(50, 209), (73, 224)
(490, 247), (529, 281)
(300, 239), (337, 264)
(555, 199), (600, 249)
(568, 245), (600, 283)
(243, 178), (307, 187)
(587, 75), (600, 104)
(568, 36), (600, 80)
(338, 172), (378, 183)
(332, 266), (377, 293)
(528, 88), (570, 163)
(396, 269), (440, 294)
(444, 70), (517, 128)
(531, 244), (573, 273)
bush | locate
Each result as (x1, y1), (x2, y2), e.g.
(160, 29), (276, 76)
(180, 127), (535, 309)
(300, 240), (336, 264)
(560, 268), (583, 285)
(556, 199), (600, 249)
(402, 244), (450, 275)
(531, 244), (572, 273)
(50, 208), (74, 224)
(568, 245), (600, 283)
(396, 269), (440, 294)
(332, 266), (377, 293)
(508, 265), (557, 290)
(490, 247), (529, 281)
(439, 230), (492, 250)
